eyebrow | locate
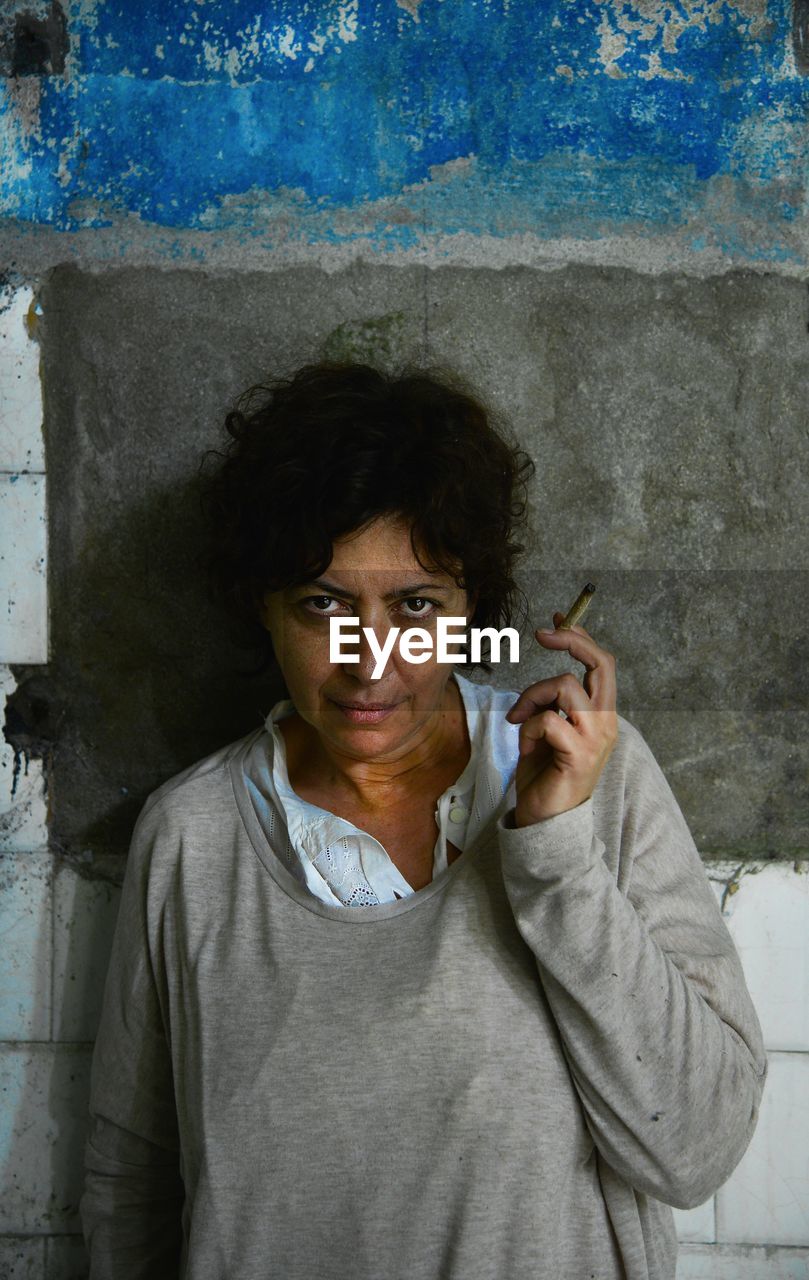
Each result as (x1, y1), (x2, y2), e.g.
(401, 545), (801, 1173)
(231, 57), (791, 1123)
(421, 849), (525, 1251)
(293, 577), (454, 600)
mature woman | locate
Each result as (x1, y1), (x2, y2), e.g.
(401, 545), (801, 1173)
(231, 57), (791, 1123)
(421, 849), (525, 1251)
(81, 361), (767, 1280)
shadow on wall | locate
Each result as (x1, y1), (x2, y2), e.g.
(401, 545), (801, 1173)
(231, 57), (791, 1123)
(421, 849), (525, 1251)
(6, 472), (287, 869)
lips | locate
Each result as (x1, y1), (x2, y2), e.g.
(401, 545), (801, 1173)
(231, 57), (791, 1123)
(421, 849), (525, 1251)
(330, 698), (402, 724)
(333, 701), (399, 711)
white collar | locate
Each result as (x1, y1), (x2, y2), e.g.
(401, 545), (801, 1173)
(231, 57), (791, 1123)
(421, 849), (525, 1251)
(245, 671), (520, 905)
(263, 673), (481, 869)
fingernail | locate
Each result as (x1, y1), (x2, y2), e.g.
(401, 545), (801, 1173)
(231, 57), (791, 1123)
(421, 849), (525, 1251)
(536, 627), (555, 636)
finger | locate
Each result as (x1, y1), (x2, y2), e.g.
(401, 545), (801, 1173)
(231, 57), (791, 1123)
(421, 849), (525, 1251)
(518, 707), (579, 757)
(553, 609), (593, 636)
(534, 621), (617, 711)
(506, 672), (591, 726)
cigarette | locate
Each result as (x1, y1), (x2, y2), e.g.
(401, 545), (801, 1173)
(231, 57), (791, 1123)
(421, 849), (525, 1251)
(558, 582), (596, 630)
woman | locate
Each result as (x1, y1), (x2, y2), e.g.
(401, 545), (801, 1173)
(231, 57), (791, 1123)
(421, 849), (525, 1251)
(81, 361), (767, 1279)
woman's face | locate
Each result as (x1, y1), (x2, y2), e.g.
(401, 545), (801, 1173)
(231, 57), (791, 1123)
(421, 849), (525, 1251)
(259, 514), (475, 762)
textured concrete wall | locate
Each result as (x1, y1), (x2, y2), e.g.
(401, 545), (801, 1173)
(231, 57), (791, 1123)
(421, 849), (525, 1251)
(6, 261), (808, 865)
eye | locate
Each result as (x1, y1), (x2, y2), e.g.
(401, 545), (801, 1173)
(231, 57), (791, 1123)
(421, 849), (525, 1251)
(300, 595), (345, 616)
(399, 597), (440, 619)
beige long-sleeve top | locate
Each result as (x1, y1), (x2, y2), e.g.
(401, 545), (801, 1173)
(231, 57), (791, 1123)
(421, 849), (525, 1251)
(80, 690), (767, 1280)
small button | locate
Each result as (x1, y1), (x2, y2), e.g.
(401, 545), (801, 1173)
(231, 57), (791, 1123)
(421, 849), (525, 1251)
(449, 805), (468, 823)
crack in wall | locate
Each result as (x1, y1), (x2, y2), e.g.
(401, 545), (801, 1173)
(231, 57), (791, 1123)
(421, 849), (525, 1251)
(794, 0), (809, 72)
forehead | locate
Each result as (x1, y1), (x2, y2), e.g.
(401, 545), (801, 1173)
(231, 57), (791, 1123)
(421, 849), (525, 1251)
(329, 516), (434, 572)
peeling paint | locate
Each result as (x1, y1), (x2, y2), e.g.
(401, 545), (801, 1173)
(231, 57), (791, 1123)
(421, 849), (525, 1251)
(67, 0), (100, 35)
(423, 154), (476, 185)
(594, 0), (770, 75)
(596, 13), (630, 79)
(395, 0), (425, 21)
(126, 1), (362, 85)
(0, 85), (35, 207)
(24, 295), (42, 341)
(1, 75), (42, 142)
(0, 1), (806, 267)
(707, 860), (771, 915)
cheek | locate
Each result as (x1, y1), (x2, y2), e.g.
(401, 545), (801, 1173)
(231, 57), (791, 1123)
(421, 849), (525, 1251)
(393, 648), (448, 687)
(281, 627), (333, 684)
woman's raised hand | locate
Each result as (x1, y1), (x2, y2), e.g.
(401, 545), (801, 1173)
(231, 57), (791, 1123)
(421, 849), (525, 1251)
(504, 612), (619, 827)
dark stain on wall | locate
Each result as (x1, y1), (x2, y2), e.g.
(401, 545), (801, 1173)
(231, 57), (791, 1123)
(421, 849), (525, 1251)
(3, 669), (60, 799)
(0, 1), (68, 77)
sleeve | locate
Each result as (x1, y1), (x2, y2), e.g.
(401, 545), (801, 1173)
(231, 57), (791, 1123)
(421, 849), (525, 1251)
(79, 795), (185, 1279)
(495, 717), (768, 1211)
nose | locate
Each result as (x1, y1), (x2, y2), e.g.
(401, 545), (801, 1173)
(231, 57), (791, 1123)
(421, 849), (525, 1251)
(341, 609), (397, 682)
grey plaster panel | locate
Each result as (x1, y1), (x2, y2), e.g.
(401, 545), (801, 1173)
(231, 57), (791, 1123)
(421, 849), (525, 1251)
(7, 263), (808, 866)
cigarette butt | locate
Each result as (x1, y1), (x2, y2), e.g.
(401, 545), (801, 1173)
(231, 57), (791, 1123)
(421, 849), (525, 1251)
(558, 582), (596, 630)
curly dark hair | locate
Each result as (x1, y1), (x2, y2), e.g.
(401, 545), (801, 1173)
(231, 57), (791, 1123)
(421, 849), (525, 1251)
(197, 359), (536, 676)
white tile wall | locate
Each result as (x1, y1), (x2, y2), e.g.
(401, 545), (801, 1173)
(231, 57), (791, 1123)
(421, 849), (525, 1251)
(0, 1237), (43, 1279)
(0, 473), (48, 663)
(716, 1052), (809, 1247)
(0, 851), (52, 1041)
(703, 863), (809, 1252)
(712, 863), (809, 1053)
(0, 1236), (91, 1279)
(673, 1197), (715, 1244)
(0, 283), (47, 667)
(0, 285), (45, 473)
(0, 1044), (92, 1234)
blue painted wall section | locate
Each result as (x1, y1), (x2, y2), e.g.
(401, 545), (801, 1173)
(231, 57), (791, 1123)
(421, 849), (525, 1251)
(1, 0), (807, 264)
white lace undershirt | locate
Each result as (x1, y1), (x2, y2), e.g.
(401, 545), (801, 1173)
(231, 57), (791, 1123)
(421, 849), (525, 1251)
(241, 672), (521, 907)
